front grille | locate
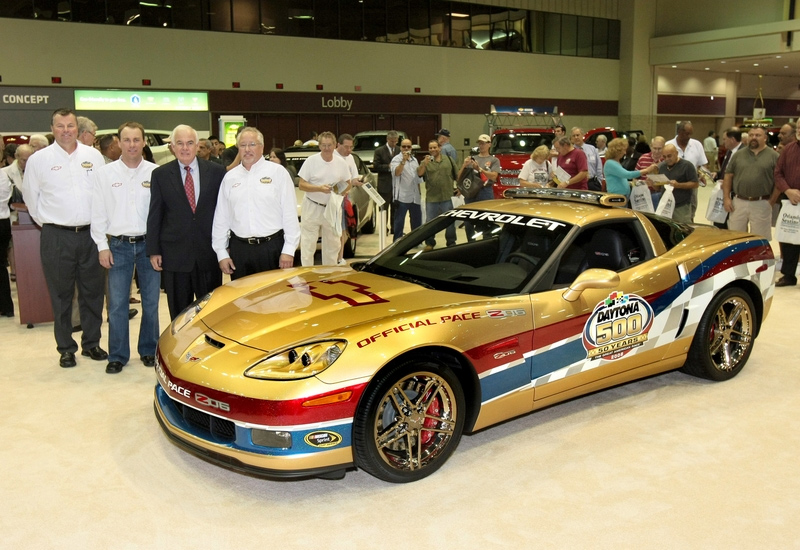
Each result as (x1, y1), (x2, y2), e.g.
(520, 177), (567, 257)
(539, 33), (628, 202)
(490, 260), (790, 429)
(174, 401), (236, 443)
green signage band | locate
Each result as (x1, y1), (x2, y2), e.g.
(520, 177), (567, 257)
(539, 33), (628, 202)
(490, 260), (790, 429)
(74, 90), (208, 111)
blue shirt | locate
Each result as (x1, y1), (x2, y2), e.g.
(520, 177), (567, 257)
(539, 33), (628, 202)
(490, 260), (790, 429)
(603, 159), (640, 197)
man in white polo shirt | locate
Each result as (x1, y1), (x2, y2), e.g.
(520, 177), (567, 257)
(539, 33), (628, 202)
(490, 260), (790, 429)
(91, 121), (160, 374)
(212, 127), (300, 278)
(21, 108), (108, 368)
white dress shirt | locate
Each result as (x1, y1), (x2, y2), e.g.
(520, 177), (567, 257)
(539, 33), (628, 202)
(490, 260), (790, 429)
(90, 158), (158, 251)
(0, 169), (11, 220)
(212, 156), (301, 260)
(21, 142), (105, 226)
(390, 152), (422, 203)
(580, 143), (603, 179)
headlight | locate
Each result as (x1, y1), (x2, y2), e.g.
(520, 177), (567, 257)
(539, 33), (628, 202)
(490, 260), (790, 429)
(170, 292), (212, 335)
(245, 341), (347, 380)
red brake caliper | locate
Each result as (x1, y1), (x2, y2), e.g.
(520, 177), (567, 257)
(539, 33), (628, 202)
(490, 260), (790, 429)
(420, 390), (441, 446)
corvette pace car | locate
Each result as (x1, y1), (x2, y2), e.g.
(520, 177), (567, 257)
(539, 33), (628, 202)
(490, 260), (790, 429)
(154, 188), (775, 483)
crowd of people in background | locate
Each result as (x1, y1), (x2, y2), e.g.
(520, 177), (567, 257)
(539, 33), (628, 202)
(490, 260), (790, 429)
(3, 110), (800, 374)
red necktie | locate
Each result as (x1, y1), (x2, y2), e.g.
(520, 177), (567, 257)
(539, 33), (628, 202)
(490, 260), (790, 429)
(184, 166), (196, 213)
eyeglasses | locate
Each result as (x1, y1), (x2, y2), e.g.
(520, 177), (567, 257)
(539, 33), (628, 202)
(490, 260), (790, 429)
(401, 145), (412, 149)
(239, 142), (260, 149)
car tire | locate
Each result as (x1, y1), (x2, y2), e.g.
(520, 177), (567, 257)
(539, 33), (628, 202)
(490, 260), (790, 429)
(681, 287), (757, 381)
(353, 357), (465, 483)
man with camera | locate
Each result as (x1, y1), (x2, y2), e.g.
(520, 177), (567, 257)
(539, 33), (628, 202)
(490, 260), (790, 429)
(390, 139), (422, 241)
(418, 140), (458, 249)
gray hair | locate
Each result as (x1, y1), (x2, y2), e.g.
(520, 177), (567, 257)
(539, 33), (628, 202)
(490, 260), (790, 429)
(237, 126), (264, 146)
(16, 144), (34, 157)
(77, 116), (97, 135)
(28, 134), (49, 148)
(387, 130), (399, 139)
(170, 124), (198, 143)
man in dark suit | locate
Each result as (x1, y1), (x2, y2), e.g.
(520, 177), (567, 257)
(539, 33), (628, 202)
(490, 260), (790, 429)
(373, 130), (400, 233)
(147, 125), (226, 320)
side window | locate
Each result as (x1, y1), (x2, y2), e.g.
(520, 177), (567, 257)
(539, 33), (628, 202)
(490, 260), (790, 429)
(640, 212), (693, 251)
(553, 222), (648, 285)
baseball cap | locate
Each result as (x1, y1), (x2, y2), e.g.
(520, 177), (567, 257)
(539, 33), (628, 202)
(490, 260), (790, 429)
(436, 128), (451, 137)
(477, 134), (491, 143)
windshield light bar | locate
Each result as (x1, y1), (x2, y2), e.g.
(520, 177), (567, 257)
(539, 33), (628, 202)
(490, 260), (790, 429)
(503, 187), (628, 207)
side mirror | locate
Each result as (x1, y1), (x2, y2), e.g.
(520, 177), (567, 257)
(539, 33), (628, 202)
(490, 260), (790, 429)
(562, 268), (620, 302)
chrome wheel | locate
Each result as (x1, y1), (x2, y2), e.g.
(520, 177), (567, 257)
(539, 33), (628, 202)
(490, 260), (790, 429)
(354, 359), (465, 482)
(707, 294), (753, 372)
(373, 372), (458, 471)
(683, 287), (758, 381)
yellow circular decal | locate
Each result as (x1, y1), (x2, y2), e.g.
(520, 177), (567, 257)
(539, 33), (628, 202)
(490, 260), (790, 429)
(304, 431), (342, 448)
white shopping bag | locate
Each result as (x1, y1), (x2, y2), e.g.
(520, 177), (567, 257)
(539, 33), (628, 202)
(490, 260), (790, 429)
(655, 184), (675, 218)
(324, 193), (344, 234)
(775, 200), (800, 245)
(629, 182), (654, 213)
(451, 195), (465, 209)
(705, 182), (728, 224)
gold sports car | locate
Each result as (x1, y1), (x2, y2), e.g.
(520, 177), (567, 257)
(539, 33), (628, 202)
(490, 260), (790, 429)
(154, 188), (775, 483)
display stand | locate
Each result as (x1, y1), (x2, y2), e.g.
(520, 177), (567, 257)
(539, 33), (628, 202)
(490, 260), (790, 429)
(10, 205), (53, 327)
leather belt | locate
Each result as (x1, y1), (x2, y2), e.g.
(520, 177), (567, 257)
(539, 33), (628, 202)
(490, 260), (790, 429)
(306, 197), (327, 207)
(231, 230), (283, 245)
(111, 235), (146, 243)
(45, 223), (90, 232)
(735, 194), (770, 201)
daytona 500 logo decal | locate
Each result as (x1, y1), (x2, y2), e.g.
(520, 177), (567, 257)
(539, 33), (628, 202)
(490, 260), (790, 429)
(583, 292), (653, 361)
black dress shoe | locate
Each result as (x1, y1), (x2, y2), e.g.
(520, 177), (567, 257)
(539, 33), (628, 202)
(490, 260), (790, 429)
(60, 352), (77, 368)
(1, 311), (14, 317)
(81, 346), (109, 361)
(141, 355), (156, 367)
(775, 277), (797, 287)
(106, 361), (124, 374)
(128, 308), (138, 320)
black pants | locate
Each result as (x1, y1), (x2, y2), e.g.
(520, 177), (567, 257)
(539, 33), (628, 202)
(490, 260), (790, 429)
(40, 224), (104, 354)
(780, 242), (800, 283)
(162, 264), (222, 321)
(0, 218), (12, 315)
(229, 233), (284, 280)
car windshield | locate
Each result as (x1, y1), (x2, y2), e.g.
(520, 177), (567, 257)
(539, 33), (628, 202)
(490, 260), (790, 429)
(491, 132), (554, 155)
(353, 135), (389, 150)
(361, 207), (571, 296)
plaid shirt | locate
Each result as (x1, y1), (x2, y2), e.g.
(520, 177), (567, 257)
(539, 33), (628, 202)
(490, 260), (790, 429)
(775, 140), (800, 193)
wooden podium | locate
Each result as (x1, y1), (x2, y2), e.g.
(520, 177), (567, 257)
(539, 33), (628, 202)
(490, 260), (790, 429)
(11, 205), (53, 327)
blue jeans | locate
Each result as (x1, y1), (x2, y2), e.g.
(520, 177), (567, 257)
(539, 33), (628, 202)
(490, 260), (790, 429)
(425, 200), (456, 247)
(107, 237), (160, 364)
(393, 201), (422, 241)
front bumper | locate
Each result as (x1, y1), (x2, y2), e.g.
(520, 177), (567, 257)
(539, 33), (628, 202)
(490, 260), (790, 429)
(154, 385), (355, 480)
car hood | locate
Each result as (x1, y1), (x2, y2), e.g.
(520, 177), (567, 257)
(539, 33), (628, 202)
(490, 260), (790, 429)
(199, 267), (460, 352)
